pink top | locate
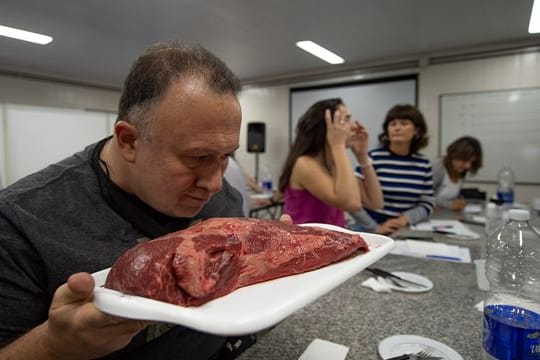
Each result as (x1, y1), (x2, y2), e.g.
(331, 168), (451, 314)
(284, 186), (345, 227)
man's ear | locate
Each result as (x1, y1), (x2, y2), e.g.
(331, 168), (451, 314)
(114, 120), (139, 163)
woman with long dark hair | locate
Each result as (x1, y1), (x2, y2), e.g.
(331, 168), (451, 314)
(278, 98), (383, 226)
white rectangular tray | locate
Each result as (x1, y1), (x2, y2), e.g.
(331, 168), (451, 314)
(92, 223), (394, 336)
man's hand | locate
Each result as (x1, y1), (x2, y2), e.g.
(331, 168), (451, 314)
(0, 273), (151, 360)
(45, 272), (151, 359)
(279, 213), (293, 224)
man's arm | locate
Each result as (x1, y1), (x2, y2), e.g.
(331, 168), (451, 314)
(0, 273), (150, 360)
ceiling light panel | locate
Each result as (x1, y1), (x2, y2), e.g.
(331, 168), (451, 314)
(0, 25), (53, 45)
(296, 40), (344, 64)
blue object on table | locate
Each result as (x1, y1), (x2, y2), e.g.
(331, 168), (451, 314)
(483, 304), (540, 359)
(482, 209), (540, 359)
(426, 255), (461, 262)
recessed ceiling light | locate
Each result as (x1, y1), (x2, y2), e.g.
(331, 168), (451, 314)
(296, 40), (344, 64)
(529, 0), (540, 33)
(0, 25), (53, 45)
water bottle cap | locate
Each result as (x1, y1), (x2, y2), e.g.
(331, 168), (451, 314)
(508, 209), (529, 221)
(485, 203), (496, 216)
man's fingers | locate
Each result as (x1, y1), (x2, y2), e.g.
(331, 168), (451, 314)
(279, 213), (293, 224)
(68, 273), (96, 295)
(51, 273), (95, 309)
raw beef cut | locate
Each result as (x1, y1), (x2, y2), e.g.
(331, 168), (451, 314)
(104, 218), (369, 306)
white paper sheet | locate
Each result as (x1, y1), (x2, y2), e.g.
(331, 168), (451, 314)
(464, 203), (483, 214)
(390, 239), (471, 263)
(411, 220), (480, 239)
(298, 339), (349, 360)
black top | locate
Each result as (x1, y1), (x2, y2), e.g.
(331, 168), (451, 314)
(0, 138), (249, 359)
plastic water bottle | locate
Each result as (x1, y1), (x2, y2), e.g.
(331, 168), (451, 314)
(496, 166), (515, 206)
(482, 209), (540, 359)
(485, 203), (504, 238)
(261, 165), (273, 193)
(482, 202), (505, 260)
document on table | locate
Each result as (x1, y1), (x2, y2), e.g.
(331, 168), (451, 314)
(298, 339), (349, 360)
(411, 219), (480, 239)
(463, 203), (483, 214)
(390, 239), (472, 263)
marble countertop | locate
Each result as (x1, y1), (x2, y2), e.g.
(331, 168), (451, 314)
(238, 222), (487, 359)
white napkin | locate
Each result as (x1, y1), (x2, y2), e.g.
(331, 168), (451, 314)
(298, 339), (349, 360)
(361, 276), (393, 293)
(474, 300), (484, 312)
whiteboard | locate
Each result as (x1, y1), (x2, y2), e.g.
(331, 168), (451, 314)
(440, 88), (540, 184)
(290, 76), (417, 150)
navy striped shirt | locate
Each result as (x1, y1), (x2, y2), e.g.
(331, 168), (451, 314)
(356, 147), (434, 225)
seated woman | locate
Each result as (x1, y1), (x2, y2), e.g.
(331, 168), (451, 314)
(278, 98), (383, 227)
(352, 104), (434, 234)
(432, 136), (483, 211)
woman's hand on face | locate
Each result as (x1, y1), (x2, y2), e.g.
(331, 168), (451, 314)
(349, 121), (369, 155)
(325, 108), (350, 148)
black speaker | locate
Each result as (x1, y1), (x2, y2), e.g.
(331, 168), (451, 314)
(247, 122), (266, 153)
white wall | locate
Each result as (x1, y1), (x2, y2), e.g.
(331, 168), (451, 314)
(237, 86), (290, 185)
(0, 74), (120, 111)
(2, 53), (540, 203)
(0, 74), (120, 187)
(419, 52), (540, 202)
(237, 52), (540, 203)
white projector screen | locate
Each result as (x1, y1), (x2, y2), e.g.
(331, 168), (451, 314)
(290, 75), (417, 150)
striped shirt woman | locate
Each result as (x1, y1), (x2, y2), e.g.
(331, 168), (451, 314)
(361, 147), (434, 224)
(350, 104), (434, 234)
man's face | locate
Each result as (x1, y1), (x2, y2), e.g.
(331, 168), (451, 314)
(128, 78), (241, 218)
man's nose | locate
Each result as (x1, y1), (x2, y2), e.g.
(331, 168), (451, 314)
(196, 164), (224, 194)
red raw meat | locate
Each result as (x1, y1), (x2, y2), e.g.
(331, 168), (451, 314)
(104, 218), (369, 306)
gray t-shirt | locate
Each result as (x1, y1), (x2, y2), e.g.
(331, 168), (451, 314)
(432, 157), (462, 209)
(0, 139), (245, 359)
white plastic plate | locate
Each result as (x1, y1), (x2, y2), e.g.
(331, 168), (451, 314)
(93, 223), (394, 336)
(383, 271), (434, 293)
(378, 334), (463, 360)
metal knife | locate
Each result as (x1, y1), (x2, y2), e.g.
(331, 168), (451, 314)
(365, 267), (428, 288)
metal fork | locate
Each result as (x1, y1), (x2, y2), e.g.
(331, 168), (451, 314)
(415, 350), (443, 359)
(385, 350), (443, 360)
(384, 277), (407, 288)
